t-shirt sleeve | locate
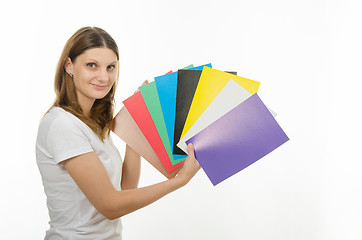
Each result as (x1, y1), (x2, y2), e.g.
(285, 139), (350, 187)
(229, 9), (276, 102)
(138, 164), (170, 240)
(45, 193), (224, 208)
(47, 114), (94, 164)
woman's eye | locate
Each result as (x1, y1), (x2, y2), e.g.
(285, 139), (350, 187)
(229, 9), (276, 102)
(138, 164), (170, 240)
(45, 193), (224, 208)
(108, 65), (116, 70)
(87, 63), (96, 68)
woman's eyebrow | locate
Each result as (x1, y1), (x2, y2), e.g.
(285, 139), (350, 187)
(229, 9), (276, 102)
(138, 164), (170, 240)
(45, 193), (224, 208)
(86, 58), (98, 63)
(86, 58), (117, 65)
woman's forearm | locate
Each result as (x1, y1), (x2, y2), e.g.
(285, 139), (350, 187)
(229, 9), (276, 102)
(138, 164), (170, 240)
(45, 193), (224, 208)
(107, 144), (200, 220)
(121, 144), (141, 190)
(106, 175), (187, 219)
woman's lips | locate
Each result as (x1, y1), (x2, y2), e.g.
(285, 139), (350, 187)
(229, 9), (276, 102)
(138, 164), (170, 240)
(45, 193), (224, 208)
(91, 83), (107, 91)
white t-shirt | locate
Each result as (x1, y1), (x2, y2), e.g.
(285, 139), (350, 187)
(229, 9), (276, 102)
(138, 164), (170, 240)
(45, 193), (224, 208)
(36, 107), (123, 240)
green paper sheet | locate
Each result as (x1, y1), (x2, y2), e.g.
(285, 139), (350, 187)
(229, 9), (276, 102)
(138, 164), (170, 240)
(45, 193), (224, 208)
(140, 82), (187, 165)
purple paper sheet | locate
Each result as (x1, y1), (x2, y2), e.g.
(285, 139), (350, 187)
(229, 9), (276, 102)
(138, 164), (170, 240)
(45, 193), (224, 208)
(186, 94), (289, 186)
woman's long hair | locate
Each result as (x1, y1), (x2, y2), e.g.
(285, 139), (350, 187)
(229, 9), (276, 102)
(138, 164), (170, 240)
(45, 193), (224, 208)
(52, 26), (119, 141)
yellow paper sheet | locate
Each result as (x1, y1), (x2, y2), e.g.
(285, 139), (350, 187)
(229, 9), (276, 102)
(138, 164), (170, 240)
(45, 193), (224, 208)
(180, 66), (261, 140)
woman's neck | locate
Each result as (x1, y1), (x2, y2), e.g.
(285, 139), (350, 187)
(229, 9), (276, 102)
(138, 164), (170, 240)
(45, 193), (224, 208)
(78, 95), (95, 117)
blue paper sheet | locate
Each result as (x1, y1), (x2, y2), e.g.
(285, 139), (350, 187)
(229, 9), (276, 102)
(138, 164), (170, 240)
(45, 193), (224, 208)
(155, 63), (212, 156)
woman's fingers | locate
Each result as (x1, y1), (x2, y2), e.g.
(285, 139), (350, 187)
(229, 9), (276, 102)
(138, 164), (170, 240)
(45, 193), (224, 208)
(134, 80), (149, 93)
(186, 143), (195, 159)
(141, 80), (149, 86)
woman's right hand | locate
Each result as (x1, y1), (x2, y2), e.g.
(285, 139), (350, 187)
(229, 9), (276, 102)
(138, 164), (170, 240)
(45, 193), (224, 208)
(175, 143), (201, 185)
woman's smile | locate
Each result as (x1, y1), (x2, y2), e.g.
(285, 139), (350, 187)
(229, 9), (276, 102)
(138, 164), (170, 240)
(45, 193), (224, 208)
(90, 83), (108, 91)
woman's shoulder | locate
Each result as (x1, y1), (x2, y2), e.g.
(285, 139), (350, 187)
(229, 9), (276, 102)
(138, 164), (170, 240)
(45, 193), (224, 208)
(37, 107), (95, 147)
(39, 107), (85, 132)
(41, 107), (69, 124)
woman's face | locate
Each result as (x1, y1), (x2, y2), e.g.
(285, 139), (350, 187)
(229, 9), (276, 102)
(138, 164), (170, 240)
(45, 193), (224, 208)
(66, 47), (118, 107)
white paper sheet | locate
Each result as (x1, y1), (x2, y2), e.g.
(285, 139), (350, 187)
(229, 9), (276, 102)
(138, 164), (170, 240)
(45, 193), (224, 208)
(177, 80), (277, 153)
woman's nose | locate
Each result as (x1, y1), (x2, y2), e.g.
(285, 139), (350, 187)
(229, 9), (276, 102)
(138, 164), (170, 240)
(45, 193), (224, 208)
(98, 68), (109, 82)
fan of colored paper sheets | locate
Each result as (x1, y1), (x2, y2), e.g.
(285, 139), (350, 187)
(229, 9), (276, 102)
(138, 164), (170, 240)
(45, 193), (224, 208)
(113, 64), (289, 185)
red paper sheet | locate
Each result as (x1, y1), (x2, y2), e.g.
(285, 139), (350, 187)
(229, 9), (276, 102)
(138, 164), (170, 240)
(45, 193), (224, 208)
(123, 92), (184, 173)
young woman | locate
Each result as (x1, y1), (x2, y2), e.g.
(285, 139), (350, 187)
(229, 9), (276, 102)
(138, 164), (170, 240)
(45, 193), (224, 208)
(36, 26), (200, 240)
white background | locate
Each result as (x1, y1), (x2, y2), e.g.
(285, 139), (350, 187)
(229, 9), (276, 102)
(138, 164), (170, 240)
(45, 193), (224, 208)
(1, 0), (362, 239)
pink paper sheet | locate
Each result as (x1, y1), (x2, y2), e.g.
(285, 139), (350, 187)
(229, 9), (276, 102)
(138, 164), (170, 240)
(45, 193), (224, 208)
(112, 107), (181, 179)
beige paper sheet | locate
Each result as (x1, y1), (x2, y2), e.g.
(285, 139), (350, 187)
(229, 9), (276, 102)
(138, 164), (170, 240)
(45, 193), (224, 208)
(112, 107), (181, 179)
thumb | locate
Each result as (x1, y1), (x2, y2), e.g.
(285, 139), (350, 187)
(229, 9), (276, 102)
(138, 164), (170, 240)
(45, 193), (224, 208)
(187, 143), (195, 158)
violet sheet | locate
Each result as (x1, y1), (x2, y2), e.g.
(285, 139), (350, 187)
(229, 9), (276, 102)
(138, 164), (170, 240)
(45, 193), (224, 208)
(186, 94), (289, 186)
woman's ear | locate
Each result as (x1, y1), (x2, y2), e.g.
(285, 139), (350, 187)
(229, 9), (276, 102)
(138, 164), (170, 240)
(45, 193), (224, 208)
(64, 57), (73, 75)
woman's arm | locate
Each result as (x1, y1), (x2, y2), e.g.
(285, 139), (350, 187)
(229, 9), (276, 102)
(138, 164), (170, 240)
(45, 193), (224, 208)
(119, 79), (149, 189)
(121, 144), (141, 190)
(63, 144), (200, 220)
